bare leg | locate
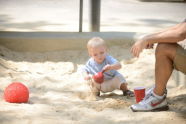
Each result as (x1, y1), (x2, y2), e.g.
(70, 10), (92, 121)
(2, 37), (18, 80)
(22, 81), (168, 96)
(120, 83), (134, 97)
(120, 83), (128, 91)
(154, 43), (177, 96)
(90, 81), (100, 96)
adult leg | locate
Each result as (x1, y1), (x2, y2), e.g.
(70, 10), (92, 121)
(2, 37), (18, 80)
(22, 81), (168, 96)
(130, 43), (177, 112)
(154, 43), (178, 96)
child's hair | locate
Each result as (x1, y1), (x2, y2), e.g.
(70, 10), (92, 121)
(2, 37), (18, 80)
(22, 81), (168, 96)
(87, 37), (106, 50)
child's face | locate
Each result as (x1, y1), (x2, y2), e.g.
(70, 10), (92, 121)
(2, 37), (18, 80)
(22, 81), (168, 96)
(89, 45), (107, 64)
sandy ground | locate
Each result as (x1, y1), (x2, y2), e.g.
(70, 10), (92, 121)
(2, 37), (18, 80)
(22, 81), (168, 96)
(0, 44), (185, 124)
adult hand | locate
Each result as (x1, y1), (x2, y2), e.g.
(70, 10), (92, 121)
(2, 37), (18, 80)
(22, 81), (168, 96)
(131, 39), (152, 57)
(146, 43), (154, 49)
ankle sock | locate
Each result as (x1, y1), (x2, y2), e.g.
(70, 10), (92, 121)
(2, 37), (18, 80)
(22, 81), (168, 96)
(152, 91), (164, 99)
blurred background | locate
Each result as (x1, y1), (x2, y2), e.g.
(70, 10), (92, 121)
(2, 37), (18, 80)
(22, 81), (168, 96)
(0, 0), (185, 33)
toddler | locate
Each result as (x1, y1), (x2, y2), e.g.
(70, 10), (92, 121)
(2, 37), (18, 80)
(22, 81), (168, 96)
(82, 37), (134, 97)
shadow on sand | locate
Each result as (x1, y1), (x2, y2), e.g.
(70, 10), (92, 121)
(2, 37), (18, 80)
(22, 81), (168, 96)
(168, 94), (186, 119)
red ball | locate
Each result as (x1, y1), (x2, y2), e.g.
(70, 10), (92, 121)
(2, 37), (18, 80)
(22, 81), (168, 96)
(93, 72), (104, 84)
(4, 82), (29, 103)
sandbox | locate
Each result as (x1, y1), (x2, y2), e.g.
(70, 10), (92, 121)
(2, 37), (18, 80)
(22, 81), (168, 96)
(0, 33), (185, 124)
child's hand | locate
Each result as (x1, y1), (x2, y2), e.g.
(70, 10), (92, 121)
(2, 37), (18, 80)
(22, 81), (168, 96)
(102, 64), (113, 72)
(84, 75), (92, 81)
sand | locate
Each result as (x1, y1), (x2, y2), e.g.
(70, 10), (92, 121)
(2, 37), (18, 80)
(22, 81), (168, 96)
(0, 45), (185, 124)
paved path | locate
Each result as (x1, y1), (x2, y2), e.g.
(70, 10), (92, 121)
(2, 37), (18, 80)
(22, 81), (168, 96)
(0, 0), (185, 33)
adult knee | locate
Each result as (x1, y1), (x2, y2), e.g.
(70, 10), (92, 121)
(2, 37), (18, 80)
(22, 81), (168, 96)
(156, 43), (169, 56)
(155, 43), (177, 60)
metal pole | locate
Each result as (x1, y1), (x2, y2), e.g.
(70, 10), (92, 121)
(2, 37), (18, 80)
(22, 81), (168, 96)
(90, 0), (101, 32)
(79, 0), (83, 32)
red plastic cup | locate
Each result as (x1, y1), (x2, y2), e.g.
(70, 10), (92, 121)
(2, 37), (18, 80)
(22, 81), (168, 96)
(134, 87), (145, 103)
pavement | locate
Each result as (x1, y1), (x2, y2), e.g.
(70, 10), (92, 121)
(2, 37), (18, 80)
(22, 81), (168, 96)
(0, 0), (185, 33)
(0, 0), (185, 52)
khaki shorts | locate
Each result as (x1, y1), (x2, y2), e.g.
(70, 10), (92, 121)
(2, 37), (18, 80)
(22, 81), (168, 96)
(91, 75), (126, 93)
(173, 45), (186, 74)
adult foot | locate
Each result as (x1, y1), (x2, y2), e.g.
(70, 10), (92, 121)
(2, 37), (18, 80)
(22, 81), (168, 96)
(130, 91), (168, 112)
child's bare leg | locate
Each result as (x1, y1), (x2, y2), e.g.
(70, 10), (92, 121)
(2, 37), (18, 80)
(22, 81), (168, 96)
(91, 85), (100, 96)
(120, 83), (134, 97)
(86, 80), (100, 101)
(120, 83), (128, 91)
(91, 81), (100, 96)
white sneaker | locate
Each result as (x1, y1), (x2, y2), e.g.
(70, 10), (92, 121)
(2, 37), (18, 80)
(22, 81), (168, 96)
(146, 86), (167, 98)
(131, 92), (169, 112)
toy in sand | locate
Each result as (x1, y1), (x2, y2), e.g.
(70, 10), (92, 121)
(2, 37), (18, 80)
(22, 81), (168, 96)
(4, 82), (29, 103)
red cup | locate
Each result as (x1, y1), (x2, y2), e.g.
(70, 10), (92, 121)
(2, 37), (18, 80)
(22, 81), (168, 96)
(134, 87), (145, 103)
